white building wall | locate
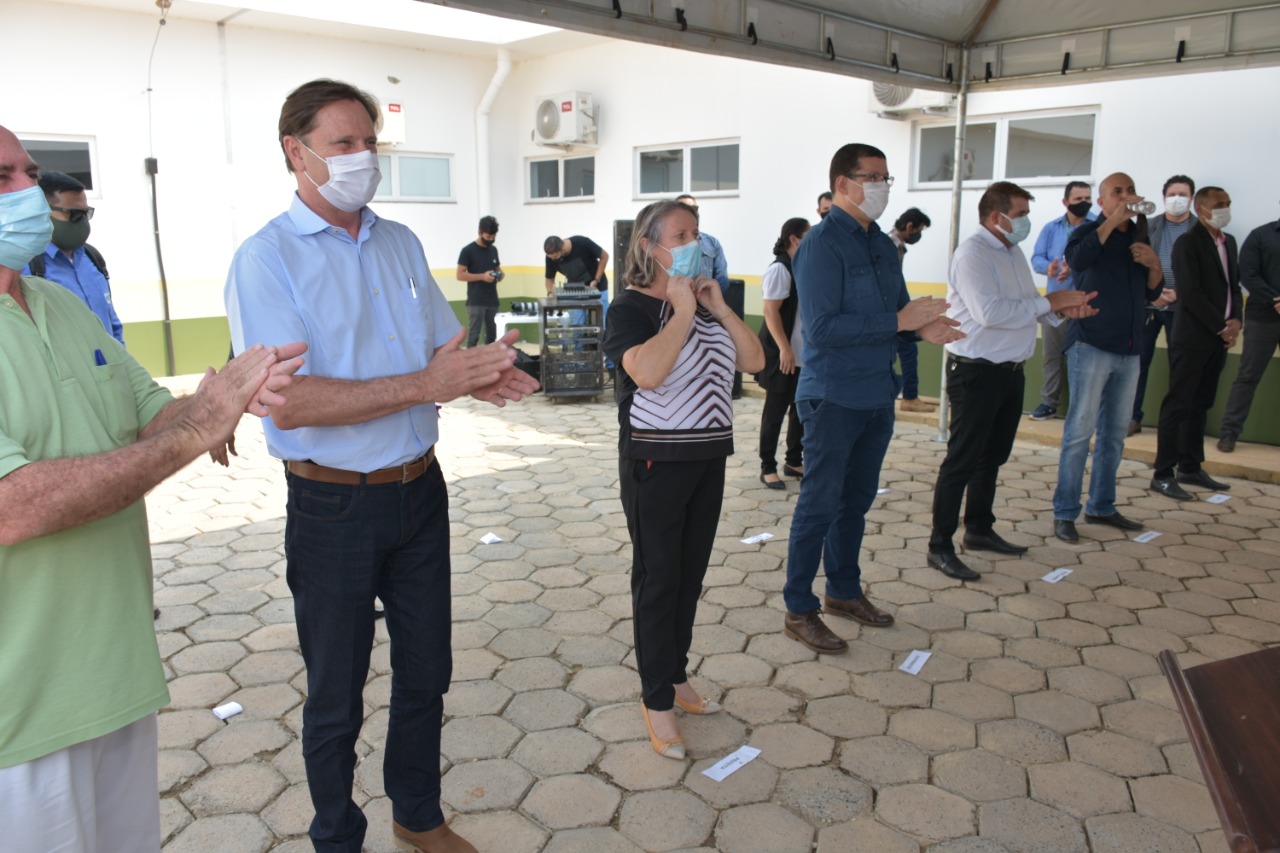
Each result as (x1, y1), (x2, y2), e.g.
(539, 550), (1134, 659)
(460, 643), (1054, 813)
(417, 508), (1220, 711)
(7, 0), (1280, 324)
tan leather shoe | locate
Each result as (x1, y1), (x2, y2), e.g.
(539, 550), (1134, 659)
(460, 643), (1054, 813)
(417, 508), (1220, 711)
(783, 609), (848, 653)
(824, 594), (895, 627)
(392, 820), (478, 853)
(900, 398), (937, 413)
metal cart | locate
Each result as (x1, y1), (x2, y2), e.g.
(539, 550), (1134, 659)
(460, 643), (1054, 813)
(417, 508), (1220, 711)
(539, 295), (604, 402)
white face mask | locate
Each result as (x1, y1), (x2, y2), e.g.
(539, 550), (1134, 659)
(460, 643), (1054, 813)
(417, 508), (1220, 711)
(301, 143), (381, 212)
(1165, 195), (1191, 217)
(1205, 207), (1232, 230)
(851, 180), (890, 221)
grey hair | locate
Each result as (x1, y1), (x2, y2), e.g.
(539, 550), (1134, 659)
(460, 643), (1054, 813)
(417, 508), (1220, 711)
(623, 200), (690, 290)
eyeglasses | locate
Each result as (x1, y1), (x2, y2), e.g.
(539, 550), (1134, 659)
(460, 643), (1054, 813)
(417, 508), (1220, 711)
(849, 172), (894, 187)
(51, 206), (95, 223)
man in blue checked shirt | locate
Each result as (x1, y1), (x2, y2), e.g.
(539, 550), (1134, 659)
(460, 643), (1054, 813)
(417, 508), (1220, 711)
(225, 79), (537, 853)
(1029, 181), (1095, 420)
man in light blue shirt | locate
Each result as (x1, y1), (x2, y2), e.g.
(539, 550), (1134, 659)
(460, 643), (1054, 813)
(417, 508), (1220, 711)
(224, 79), (537, 853)
(1029, 181), (1094, 419)
(676, 194), (730, 291)
(22, 171), (123, 344)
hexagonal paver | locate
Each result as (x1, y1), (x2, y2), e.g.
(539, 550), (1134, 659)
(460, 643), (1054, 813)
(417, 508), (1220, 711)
(979, 798), (1088, 853)
(180, 763), (287, 817)
(196, 720), (291, 766)
(697, 653), (774, 687)
(815, 819), (918, 853)
(440, 715), (523, 761)
(618, 790), (715, 852)
(887, 708), (976, 752)
(164, 814), (272, 853)
(715, 802), (814, 853)
(749, 722), (835, 768)
(932, 749), (1027, 802)
(445, 679), (514, 717)
(1099, 700), (1186, 747)
(683, 757), (779, 809)
(1066, 731), (1167, 777)
(932, 681), (1016, 721)
(521, 774), (622, 829)
(510, 728), (603, 776)
(1085, 813), (1199, 853)
(839, 735), (928, 785)
(503, 688), (586, 731)
(448, 812), (549, 853)
(542, 827), (642, 853)
(1128, 775), (1218, 832)
(774, 766), (873, 825)
(599, 741), (687, 791)
(1027, 762), (1133, 818)
(1013, 691), (1100, 736)
(772, 661), (851, 698)
(1046, 665), (1131, 704)
(875, 783), (975, 843)
(567, 666), (639, 704)
(804, 695), (887, 739)
(978, 719), (1068, 765)
(440, 759), (534, 813)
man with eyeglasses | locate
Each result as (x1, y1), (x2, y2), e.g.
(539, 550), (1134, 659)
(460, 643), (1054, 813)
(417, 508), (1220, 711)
(781, 143), (964, 654)
(21, 170), (122, 343)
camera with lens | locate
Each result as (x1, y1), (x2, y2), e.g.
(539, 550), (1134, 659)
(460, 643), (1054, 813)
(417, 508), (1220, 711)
(491, 269), (505, 282)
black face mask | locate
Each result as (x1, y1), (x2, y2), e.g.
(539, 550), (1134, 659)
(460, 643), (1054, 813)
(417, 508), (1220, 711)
(818, 210), (829, 219)
(1067, 201), (1092, 219)
(904, 231), (923, 245)
(479, 237), (494, 247)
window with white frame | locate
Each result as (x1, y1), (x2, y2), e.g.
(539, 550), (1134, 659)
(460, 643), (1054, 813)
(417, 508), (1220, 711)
(636, 140), (739, 198)
(375, 152), (453, 201)
(913, 111), (1096, 188)
(527, 154), (595, 201)
(19, 135), (98, 194)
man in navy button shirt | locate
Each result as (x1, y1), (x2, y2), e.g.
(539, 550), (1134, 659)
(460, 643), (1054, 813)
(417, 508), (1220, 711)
(781, 142), (963, 654)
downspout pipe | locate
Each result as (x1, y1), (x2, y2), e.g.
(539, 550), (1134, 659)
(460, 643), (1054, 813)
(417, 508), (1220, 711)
(936, 47), (971, 442)
(475, 48), (512, 218)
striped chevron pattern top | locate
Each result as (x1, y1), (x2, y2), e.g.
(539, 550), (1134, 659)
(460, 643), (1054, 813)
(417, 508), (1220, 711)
(604, 289), (737, 462)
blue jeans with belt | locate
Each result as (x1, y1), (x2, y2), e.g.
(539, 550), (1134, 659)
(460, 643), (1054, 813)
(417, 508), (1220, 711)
(285, 461), (453, 853)
(784, 400), (894, 614)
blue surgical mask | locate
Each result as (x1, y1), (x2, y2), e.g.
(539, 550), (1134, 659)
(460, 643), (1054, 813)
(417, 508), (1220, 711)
(998, 212), (1032, 246)
(659, 239), (702, 278)
(0, 185), (55, 271)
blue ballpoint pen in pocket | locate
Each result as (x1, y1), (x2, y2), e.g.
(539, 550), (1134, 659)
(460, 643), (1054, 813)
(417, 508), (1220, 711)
(94, 349), (107, 366)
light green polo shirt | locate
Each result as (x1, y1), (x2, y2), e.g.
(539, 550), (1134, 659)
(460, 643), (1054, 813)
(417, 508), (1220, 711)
(0, 276), (173, 769)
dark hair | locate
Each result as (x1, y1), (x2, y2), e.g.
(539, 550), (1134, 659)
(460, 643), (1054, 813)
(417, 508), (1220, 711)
(37, 170), (85, 199)
(624, 201), (692, 289)
(894, 208), (931, 232)
(817, 191), (833, 204)
(479, 216), (499, 234)
(773, 217), (810, 257)
(978, 181), (1035, 221)
(1163, 174), (1195, 196)
(1062, 181), (1090, 200)
(828, 143), (887, 192)
(543, 235), (564, 255)
(278, 79), (380, 173)
(1194, 185), (1226, 210)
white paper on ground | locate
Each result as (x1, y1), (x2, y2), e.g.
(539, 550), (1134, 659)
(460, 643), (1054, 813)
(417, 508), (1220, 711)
(898, 650), (932, 675)
(702, 745), (762, 781)
(1206, 493), (1232, 504)
(876, 488), (891, 494)
(212, 701), (243, 720)
(479, 532), (503, 544)
(740, 532), (775, 545)
(1133, 531), (1163, 543)
(1041, 568), (1073, 583)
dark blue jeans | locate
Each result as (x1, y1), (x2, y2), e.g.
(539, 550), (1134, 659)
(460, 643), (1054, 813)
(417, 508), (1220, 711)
(285, 462), (453, 853)
(896, 336), (921, 399)
(784, 401), (895, 614)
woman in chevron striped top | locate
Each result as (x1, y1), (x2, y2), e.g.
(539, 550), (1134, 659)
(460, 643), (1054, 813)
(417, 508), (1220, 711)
(603, 200), (764, 760)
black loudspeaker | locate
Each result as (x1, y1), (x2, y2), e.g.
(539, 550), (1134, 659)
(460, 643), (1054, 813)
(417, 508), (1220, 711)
(727, 278), (745, 398)
(613, 219), (635, 294)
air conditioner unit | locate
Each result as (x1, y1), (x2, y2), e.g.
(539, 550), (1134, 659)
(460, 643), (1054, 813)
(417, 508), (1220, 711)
(532, 91), (597, 147)
(869, 83), (956, 117)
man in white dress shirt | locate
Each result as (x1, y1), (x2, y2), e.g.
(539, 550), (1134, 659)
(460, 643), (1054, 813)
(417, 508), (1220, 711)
(927, 182), (1097, 580)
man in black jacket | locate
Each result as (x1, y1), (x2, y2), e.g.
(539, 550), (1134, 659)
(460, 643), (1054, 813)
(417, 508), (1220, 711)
(1150, 187), (1242, 499)
(1217, 215), (1280, 452)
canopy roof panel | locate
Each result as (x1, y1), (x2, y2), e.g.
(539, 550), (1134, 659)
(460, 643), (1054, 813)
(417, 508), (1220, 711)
(425, 0), (1280, 91)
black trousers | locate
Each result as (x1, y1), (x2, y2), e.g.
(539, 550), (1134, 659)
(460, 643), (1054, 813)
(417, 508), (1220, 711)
(1154, 343), (1227, 479)
(1221, 319), (1280, 438)
(929, 359), (1024, 553)
(619, 457), (725, 711)
(758, 368), (803, 474)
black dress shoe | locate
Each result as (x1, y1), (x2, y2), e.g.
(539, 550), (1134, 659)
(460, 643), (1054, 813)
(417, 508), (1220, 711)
(1216, 434), (1237, 453)
(1054, 520), (1078, 542)
(1177, 469), (1231, 491)
(1150, 477), (1193, 501)
(1084, 512), (1144, 531)
(783, 464), (804, 479)
(927, 550), (981, 580)
(963, 531), (1028, 555)
(759, 473), (786, 490)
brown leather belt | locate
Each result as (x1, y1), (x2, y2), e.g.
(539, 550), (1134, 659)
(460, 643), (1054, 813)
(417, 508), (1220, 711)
(286, 448), (435, 485)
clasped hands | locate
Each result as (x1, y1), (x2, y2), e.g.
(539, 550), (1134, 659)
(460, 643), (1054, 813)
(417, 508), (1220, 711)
(1047, 289), (1099, 320)
(667, 274), (730, 320)
(898, 296), (965, 345)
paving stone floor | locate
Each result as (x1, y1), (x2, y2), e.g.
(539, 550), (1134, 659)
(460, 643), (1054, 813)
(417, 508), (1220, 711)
(150, 390), (1280, 853)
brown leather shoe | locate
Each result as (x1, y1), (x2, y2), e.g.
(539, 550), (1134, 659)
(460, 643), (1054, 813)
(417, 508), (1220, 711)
(393, 820), (478, 853)
(900, 397), (938, 413)
(783, 610), (848, 653)
(824, 594), (895, 627)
